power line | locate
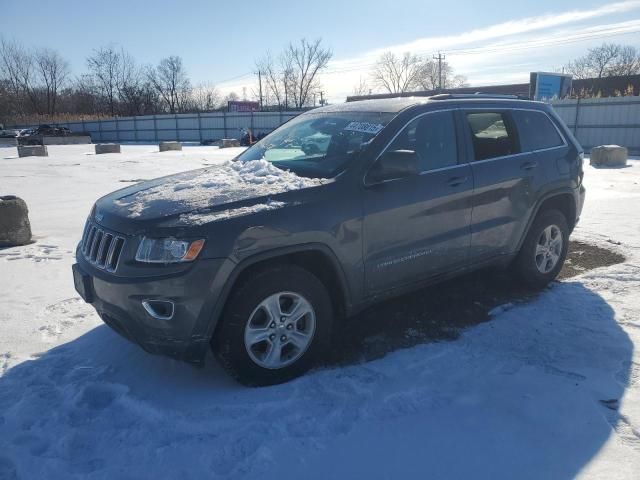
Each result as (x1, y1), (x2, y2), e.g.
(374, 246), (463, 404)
(212, 24), (640, 89)
(446, 25), (640, 56)
(317, 24), (640, 76)
(213, 71), (254, 85)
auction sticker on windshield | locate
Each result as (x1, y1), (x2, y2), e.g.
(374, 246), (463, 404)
(344, 122), (385, 135)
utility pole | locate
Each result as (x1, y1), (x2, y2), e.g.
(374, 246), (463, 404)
(433, 52), (445, 91)
(319, 90), (325, 106)
(257, 70), (263, 110)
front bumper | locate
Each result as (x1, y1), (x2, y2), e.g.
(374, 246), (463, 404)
(73, 255), (233, 365)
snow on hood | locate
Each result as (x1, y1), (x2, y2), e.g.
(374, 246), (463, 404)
(178, 200), (288, 225)
(111, 159), (326, 220)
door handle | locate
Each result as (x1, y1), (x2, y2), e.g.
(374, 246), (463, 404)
(447, 176), (468, 187)
(521, 161), (538, 170)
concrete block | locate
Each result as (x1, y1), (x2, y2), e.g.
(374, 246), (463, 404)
(219, 138), (240, 148)
(0, 195), (32, 247)
(95, 143), (121, 154)
(159, 141), (182, 152)
(42, 135), (92, 145)
(590, 145), (628, 167)
(18, 145), (48, 157)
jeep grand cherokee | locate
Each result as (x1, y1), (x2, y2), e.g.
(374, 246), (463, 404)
(73, 95), (585, 385)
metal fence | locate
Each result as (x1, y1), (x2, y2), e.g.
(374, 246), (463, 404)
(551, 96), (640, 155)
(10, 97), (640, 154)
(10, 111), (302, 143)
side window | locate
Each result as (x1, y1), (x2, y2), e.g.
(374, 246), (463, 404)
(465, 112), (519, 161)
(387, 111), (457, 172)
(512, 110), (564, 152)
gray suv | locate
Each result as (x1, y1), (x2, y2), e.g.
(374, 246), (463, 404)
(73, 95), (585, 385)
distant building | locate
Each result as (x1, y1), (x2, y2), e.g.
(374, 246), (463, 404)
(228, 101), (260, 112)
(345, 74), (640, 102)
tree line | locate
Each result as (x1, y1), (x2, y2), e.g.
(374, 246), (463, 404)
(0, 37), (337, 125)
(2, 37), (639, 126)
(564, 43), (640, 79)
(0, 38), (227, 125)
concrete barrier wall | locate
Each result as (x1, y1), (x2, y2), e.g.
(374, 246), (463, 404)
(42, 136), (92, 145)
(18, 145), (48, 157)
(0, 138), (18, 147)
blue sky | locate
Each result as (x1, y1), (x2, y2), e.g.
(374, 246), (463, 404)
(3, 0), (640, 102)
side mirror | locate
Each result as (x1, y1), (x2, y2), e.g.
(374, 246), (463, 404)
(367, 149), (419, 184)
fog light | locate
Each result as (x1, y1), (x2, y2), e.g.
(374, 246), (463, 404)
(142, 300), (175, 320)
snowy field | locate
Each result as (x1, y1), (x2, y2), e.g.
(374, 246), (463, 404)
(0, 144), (639, 479)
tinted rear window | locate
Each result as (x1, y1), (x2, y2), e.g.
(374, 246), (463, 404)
(513, 110), (564, 152)
(466, 112), (519, 161)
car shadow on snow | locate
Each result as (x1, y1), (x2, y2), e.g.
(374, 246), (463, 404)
(327, 240), (625, 366)
(0, 242), (634, 479)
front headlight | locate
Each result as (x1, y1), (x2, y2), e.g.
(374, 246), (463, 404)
(135, 237), (205, 263)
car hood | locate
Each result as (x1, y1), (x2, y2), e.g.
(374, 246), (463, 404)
(94, 159), (328, 232)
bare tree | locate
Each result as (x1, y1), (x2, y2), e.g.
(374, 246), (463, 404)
(256, 52), (285, 109)
(224, 91), (240, 107)
(415, 59), (439, 91)
(414, 59), (468, 91)
(591, 43), (624, 78)
(34, 48), (70, 116)
(0, 38), (39, 113)
(565, 43), (640, 79)
(86, 46), (124, 115)
(280, 50), (295, 109)
(608, 45), (640, 77)
(371, 52), (423, 94)
(286, 38), (332, 108)
(116, 50), (145, 115)
(86, 46), (156, 115)
(190, 82), (221, 112)
(448, 74), (469, 89)
(352, 76), (370, 96)
(147, 56), (191, 113)
(66, 74), (100, 115)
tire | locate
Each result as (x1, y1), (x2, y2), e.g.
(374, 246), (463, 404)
(213, 265), (333, 386)
(513, 209), (569, 289)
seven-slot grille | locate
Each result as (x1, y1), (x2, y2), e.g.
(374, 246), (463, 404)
(80, 221), (125, 272)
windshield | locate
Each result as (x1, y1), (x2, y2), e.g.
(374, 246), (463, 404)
(236, 111), (395, 178)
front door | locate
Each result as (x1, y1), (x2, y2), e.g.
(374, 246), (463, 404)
(363, 110), (474, 295)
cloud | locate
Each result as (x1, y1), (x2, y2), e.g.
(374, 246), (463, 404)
(216, 1), (640, 103)
(327, 1), (640, 72)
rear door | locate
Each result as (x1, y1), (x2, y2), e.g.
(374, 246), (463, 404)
(461, 109), (537, 261)
(511, 108), (569, 182)
(362, 109), (474, 294)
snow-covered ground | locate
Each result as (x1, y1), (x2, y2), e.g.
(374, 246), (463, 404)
(0, 144), (639, 479)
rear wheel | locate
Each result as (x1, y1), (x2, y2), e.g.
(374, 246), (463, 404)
(513, 209), (569, 289)
(213, 265), (333, 386)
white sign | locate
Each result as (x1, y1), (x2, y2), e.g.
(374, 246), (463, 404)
(344, 122), (385, 135)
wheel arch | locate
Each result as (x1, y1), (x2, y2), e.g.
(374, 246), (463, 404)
(207, 243), (352, 343)
(516, 189), (577, 253)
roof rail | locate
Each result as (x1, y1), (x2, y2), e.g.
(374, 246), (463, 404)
(429, 93), (527, 100)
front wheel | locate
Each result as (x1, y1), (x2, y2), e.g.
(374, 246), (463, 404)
(213, 265), (333, 386)
(513, 209), (569, 289)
